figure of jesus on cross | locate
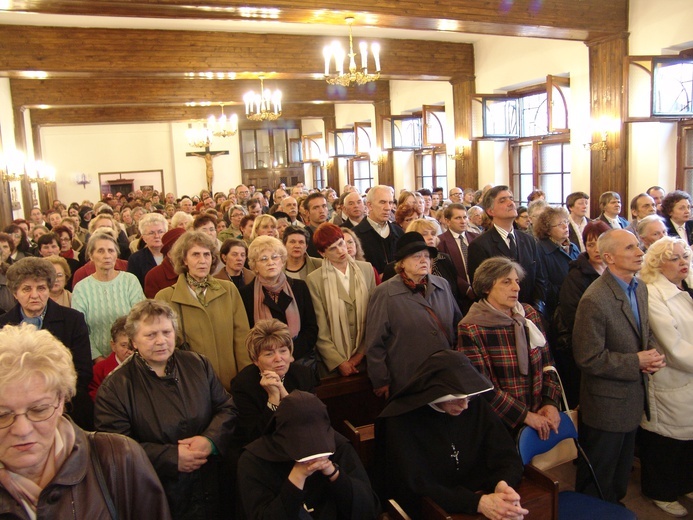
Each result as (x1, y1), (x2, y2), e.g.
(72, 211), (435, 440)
(186, 144), (229, 193)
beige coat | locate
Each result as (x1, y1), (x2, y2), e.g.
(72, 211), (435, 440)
(156, 274), (251, 390)
(306, 260), (376, 375)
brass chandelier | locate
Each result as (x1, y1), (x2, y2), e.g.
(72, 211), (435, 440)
(323, 17), (381, 87)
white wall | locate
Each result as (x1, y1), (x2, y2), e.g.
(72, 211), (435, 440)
(627, 0), (693, 196)
(473, 36), (590, 194)
(40, 123), (177, 204)
(0, 78), (15, 154)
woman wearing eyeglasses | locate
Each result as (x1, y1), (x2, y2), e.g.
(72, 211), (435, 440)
(533, 206), (579, 322)
(155, 231), (251, 391)
(0, 323), (171, 519)
(127, 213), (169, 288)
(239, 236), (317, 371)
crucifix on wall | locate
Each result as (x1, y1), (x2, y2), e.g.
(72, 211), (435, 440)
(186, 145), (229, 193)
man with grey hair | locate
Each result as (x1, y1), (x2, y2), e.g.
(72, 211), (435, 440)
(573, 228), (665, 503)
(333, 191), (365, 229)
(353, 185), (402, 274)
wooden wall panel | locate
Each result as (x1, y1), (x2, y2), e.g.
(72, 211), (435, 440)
(586, 34), (629, 218)
(0, 26), (475, 82)
(11, 78), (390, 108)
(451, 78), (477, 190)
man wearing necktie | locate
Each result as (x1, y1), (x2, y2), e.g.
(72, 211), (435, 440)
(437, 203), (478, 313)
(467, 186), (547, 316)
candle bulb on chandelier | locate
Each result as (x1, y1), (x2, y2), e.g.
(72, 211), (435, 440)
(359, 42), (368, 70)
(323, 47), (331, 76)
(372, 43), (381, 72)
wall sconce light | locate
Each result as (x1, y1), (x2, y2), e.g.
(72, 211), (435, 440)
(320, 154), (333, 169)
(584, 117), (617, 162)
(370, 148), (386, 167)
(1, 150), (26, 182)
(448, 138), (471, 163)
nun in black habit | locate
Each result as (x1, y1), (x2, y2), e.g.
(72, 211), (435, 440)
(374, 350), (526, 520)
(238, 390), (379, 520)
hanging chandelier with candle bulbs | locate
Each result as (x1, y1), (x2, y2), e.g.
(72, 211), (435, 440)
(323, 17), (380, 87)
(185, 123), (213, 148)
(244, 77), (282, 121)
(208, 103), (238, 137)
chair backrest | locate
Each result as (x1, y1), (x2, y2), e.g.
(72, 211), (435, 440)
(517, 411), (577, 465)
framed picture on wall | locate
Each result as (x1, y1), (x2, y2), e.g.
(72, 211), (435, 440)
(99, 170), (164, 196)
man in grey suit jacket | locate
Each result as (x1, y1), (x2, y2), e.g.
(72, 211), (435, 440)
(573, 229), (665, 503)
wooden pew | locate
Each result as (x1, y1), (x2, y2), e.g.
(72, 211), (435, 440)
(316, 372), (385, 437)
(421, 466), (558, 520)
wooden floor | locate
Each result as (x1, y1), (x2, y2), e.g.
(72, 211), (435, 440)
(545, 458), (692, 519)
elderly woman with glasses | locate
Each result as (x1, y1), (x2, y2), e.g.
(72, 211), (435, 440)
(375, 350), (525, 520)
(155, 231), (250, 390)
(458, 257), (561, 440)
(240, 236), (317, 371)
(366, 232), (462, 399)
(0, 323), (170, 519)
(307, 223), (377, 378)
(72, 230), (145, 362)
(0, 257), (94, 430)
(636, 236), (693, 516)
(95, 300), (236, 520)
(533, 206), (580, 322)
(127, 212), (169, 288)
(45, 255), (73, 308)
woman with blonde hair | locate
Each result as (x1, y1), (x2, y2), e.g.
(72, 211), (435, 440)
(155, 231), (250, 390)
(0, 323), (170, 519)
(637, 236), (693, 516)
(240, 236), (317, 369)
(250, 214), (279, 241)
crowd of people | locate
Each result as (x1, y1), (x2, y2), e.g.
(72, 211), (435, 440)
(0, 180), (690, 519)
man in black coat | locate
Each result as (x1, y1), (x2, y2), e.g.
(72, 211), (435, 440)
(467, 185), (547, 314)
(0, 267), (94, 430)
(353, 185), (403, 274)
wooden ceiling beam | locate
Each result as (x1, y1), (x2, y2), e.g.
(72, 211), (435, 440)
(10, 78), (391, 108)
(4, 0), (627, 40)
(29, 104), (337, 126)
(0, 26), (473, 81)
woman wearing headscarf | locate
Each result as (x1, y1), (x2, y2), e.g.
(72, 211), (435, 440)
(240, 236), (317, 369)
(306, 223), (376, 378)
(366, 232), (462, 399)
(237, 390), (379, 519)
(375, 350), (526, 520)
(458, 257), (561, 439)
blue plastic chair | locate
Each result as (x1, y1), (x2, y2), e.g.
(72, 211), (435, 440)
(517, 412), (636, 520)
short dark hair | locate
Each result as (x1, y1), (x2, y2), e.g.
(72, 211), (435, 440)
(303, 192), (326, 211)
(646, 186), (665, 195)
(192, 213), (217, 229)
(110, 316), (128, 342)
(282, 226), (309, 244)
(417, 188), (432, 197)
(37, 233), (59, 249)
(443, 203), (467, 220)
(661, 190), (692, 218)
(598, 191), (621, 210)
(220, 238), (247, 257)
(582, 220), (611, 245)
(6, 257), (57, 292)
(630, 193), (650, 213)
(472, 257), (525, 299)
(482, 185), (511, 213)
(566, 191), (589, 209)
